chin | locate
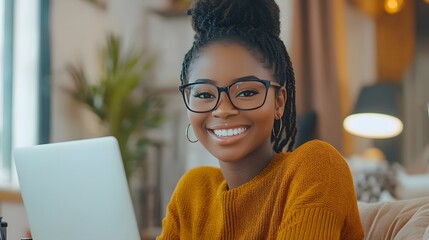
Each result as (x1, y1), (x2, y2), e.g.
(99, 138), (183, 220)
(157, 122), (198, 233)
(208, 147), (248, 163)
(209, 144), (260, 164)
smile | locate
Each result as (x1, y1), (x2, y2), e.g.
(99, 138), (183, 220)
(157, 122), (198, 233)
(213, 127), (247, 137)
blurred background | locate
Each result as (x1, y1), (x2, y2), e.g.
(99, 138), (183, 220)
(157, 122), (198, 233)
(0, 0), (428, 239)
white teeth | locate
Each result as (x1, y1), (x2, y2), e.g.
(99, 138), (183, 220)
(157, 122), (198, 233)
(213, 128), (247, 137)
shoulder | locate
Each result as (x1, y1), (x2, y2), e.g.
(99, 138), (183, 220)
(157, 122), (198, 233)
(288, 139), (349, 172)
(284, 140), (357, 210)
(293, 139), (340, 158)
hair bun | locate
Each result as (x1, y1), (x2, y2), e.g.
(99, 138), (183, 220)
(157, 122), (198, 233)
(188, 0), (281, 36)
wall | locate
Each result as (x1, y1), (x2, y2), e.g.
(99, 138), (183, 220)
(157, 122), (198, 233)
(403, 2), (429, 173)
(51, 0), (118, 142)
(51, 0), (168, 143)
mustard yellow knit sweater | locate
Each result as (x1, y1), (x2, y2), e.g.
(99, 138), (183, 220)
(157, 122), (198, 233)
(157, 140), (364, 239)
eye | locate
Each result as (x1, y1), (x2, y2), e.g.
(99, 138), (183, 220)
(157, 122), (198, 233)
(187, 83), (217, 100)
(237, 90), (259, 97)
(193, 92), (216, 99)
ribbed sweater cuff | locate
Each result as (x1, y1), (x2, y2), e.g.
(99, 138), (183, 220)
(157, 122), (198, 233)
(277, 208), (342, 239)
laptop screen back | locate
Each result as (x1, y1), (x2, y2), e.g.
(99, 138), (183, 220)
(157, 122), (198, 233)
(14, 136), (140, 240)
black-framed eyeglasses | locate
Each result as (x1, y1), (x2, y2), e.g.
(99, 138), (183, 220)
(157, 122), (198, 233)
(179, 79), (282, 113)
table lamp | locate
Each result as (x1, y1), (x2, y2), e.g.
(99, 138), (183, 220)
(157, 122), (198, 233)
(344, 83), (403, 138)
(344, 83), (403, 163)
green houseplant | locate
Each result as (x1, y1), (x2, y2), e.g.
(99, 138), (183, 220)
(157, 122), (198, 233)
(68, 34), (164, 179)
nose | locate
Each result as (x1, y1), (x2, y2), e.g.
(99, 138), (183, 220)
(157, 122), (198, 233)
(212, 92), (239, 118)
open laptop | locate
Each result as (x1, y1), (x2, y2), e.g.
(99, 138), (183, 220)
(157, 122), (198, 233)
(14, 136), (141, 240)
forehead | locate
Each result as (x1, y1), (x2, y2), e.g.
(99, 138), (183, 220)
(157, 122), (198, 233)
(188, 42), (274, 85)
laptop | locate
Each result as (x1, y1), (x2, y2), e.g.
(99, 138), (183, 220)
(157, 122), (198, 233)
(14, 136), (141, 240)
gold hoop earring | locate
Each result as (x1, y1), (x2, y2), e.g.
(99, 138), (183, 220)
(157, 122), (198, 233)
(273, 118), (283, 139)
(185, 123), (198, 143)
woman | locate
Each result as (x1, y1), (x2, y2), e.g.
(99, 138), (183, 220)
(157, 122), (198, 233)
(157, 0), (364, 239)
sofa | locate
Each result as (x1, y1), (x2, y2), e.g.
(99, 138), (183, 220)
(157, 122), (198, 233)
(358, 196), (429, 239)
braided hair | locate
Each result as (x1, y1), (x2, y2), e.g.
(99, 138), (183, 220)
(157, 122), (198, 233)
(180, 0), (297, 153)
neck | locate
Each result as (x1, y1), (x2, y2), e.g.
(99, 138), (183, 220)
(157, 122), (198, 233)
(219, 141), (275, 190)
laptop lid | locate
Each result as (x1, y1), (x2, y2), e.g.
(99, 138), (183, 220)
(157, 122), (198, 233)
(14, 136), (140, 240)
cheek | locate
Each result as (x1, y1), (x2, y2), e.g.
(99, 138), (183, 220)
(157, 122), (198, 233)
(253, 107), (276, 137)
(247, 96), (277, 139)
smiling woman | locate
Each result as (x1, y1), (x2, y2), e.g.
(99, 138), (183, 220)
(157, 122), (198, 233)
(157, 0), (364, 239)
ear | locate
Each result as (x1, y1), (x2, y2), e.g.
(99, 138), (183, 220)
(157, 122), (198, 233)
(275, 87), (286, 120)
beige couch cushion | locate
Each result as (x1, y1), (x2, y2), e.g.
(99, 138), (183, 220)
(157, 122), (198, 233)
(358, 197), (429, 239)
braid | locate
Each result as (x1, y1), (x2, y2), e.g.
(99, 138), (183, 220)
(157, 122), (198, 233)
(181, 0), (297, 153)
(269, 37), (297, 152)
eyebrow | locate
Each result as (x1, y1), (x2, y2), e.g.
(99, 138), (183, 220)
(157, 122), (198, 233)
(193, 75), (261, 84)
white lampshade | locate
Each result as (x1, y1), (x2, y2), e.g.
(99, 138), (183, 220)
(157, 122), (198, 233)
(344, 113), (403, 139)
(344, 83), (403, 139)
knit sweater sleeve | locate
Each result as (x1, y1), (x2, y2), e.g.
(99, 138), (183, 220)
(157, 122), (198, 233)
(156, 187), (180, 240)
(157, 167), (199, 240)
(277, 140), (364, 240)
(156, 166), (222, 239)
